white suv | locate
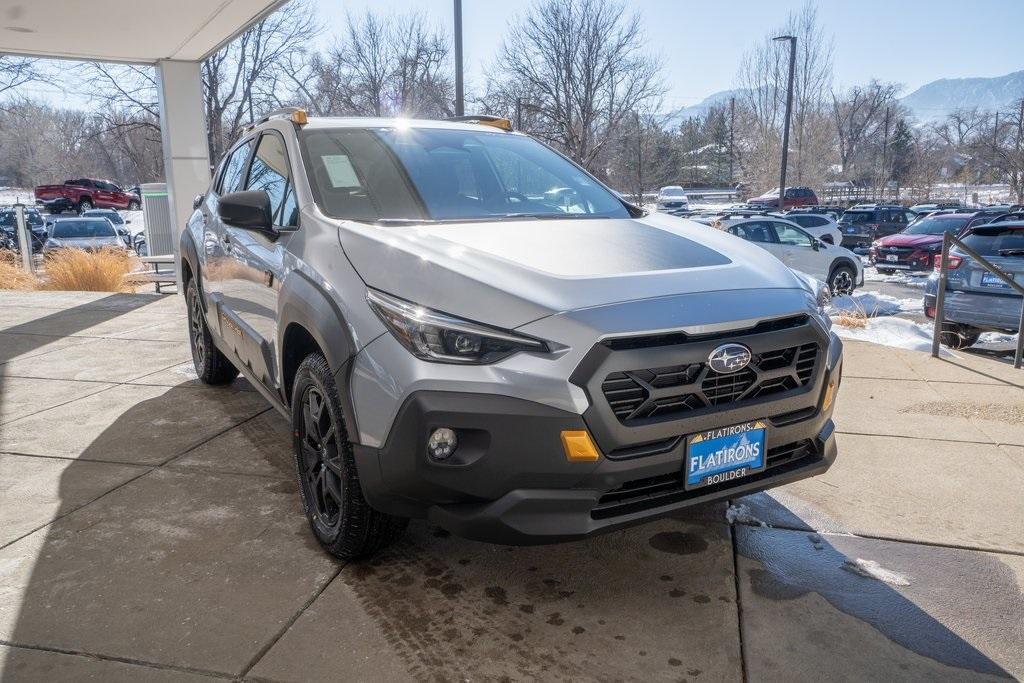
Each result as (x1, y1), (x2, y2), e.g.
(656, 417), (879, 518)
(724, 217), (862, 294)
(656, 186), (689, 211)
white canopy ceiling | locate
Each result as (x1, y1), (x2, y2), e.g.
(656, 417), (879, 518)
(0, 0), (288, 63)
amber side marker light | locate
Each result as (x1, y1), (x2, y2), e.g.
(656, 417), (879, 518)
(561, 430), (600, 462)
(822, 377), (837, 411)
(291, 109), (308, 125)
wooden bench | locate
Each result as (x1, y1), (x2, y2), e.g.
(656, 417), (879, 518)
(125, 255), (177, 293)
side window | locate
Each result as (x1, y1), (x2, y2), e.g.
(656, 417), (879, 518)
(737, 221), (776, 243)
(245, 132), (297, 227)
(806, 215), (826, 227)
(784, 188), (797, 198)
(220, 140), (253, 195)
(774, 222), (813, 247)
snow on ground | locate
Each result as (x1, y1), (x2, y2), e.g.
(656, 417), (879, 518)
(829, 291), (919, 317)
(0, 188), (34, 206)
(725, 503), (768, 528)
(119, 209), (146, 237)
(831, 316), (954, 356)
(863, 267), (931, 289)
(841, 558), (911, 587)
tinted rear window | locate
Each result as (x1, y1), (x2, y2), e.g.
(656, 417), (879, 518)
(961, 228), (1024, 256)
(841, 211), (874, 224)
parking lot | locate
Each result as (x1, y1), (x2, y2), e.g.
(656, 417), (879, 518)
(0, 290), (1022, 682)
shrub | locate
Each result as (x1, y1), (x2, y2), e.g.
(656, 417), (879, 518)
(0, 249), (37, 290)
(40, 248), (137, 293)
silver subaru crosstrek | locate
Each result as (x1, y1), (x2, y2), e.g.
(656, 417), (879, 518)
(180, 110), (843, 559)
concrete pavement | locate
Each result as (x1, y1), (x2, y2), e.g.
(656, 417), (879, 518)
(0, 291), (1021, 681)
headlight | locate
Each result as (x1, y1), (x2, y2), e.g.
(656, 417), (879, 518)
(366, 289), (548, 364)
(792, 270), (832, 317)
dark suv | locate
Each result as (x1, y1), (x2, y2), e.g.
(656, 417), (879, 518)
(838, 204), (916, 251)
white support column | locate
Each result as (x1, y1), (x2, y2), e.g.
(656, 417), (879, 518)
(156, 59), (210, 292)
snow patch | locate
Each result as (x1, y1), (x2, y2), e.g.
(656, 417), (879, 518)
(725, 503), (768, 527)
(0, 188), (34, 205)
(119, 209), (146, 237)
(863, 266), (931, 289)
(829, 291), (919, 318)
(841, 558), (911, 587)
(832, 317), (952, 356)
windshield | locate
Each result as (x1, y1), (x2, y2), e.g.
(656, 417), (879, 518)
(961, 228), (1024, 256)
(903, 216), (968, 235)
(300, 126), (629, 222)
(0, 211), (43, 228)
(659, 187), (685, 197)
(52, 220), (116, 238)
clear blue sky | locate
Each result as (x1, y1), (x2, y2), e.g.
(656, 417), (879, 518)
(322, 0), (1024, 107)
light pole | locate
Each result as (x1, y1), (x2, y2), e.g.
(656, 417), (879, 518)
(453, 0), (464, 116)
(774, 35), (796, 211)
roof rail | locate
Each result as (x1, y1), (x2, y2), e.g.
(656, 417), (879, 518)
(447, 114), (513, 131)
(245, 107), (308, 132)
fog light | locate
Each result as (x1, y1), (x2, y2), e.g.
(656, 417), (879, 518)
(427, 427), (458, 460)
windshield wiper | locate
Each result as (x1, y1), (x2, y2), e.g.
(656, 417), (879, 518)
(997, 248), (1024, 257)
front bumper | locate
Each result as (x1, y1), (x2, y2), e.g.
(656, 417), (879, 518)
(354, 329), (843, 544)
(869, 249), (935, 271)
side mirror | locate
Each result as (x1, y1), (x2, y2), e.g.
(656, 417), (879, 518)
(811, 239), (821, 251)
(217, 191), (275, 236)
(193, 194), (205, 210)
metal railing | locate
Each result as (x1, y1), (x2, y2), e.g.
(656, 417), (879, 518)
(931, 230), (1024, 368)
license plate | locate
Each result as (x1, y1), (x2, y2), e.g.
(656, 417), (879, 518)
(886, 254), (898, 262)
(685, 420), (767, 490)
(981, 272), (1010, 288)
(845, 226), (856, 234)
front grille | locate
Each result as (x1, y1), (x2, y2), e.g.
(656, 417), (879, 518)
(591, 440), (817, 520)
(883, 247), (916, 256)
(601, 343), (819, 423)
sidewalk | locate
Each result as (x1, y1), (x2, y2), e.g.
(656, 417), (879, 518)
(0, 291), (1021, 681)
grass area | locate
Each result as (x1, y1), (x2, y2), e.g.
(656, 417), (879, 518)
(0, 248), (138, 293)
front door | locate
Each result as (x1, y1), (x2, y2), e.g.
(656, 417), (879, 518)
(772, 221), (825, 280)
(220, 131), (298, 391)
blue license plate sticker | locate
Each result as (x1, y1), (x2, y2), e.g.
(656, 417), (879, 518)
(685, 421), (767, 490)
(981, 272), (1010, 288)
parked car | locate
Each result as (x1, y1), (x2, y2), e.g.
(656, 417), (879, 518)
(838, 204), (916, 250)
(179, 111), (843, 559)
(909, 202), (960, 215)
(655, 186), (689, 211)
(42, 217), (126, 255)
(0, 207), (46, 252)
(747, 186), (819, 210)
(34, 178), (141, 214)
(81, 208), (133, 246)
(786, 205), (844, 221)
(782, 212), (842, 245)
(723, 216), (863, 294)
(868, 213), (974, 273)
(924, 221), (1024, 348)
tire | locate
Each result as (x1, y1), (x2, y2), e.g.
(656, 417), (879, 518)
(185, 278), (239, 385)
(127, 200), (140, 210)
(77, 199), (93, 213)
(828, 263), (856, 296)
(939, 324), (981, 350)
(292, 352), (407, 559)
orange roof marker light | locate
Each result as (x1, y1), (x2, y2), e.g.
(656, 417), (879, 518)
(447, 114), (513, 132)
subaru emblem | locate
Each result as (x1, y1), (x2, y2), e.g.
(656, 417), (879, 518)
(708, 343), (752, 374)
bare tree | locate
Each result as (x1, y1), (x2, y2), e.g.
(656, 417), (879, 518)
(0, 55), (44, 100)
(736, 1), (833, 190)
(292, 11), (453, 119)
(487, 0), (664, 170)
(830, 80), (900, 180)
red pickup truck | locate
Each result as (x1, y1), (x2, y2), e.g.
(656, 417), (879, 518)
(34, 178), (141, 213)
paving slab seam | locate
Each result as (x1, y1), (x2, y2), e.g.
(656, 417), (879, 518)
(0, 356), (215, 428)
(730, 520), (1024, 558)
(237, 562), (347, 680)
(0, 450), (153, 469)
(0, 408), (274, 554)
(836, 430), (1009, 446)
(843, 373), (1023, 388)
(0, 640), (235, 680)
(726, 518), (750, 683)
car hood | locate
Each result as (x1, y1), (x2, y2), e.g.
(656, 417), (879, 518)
(337, 213), (809, 329)
(876, 233), (940, 247)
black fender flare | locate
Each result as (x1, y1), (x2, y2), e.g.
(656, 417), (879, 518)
(277, 271), (360, 438)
